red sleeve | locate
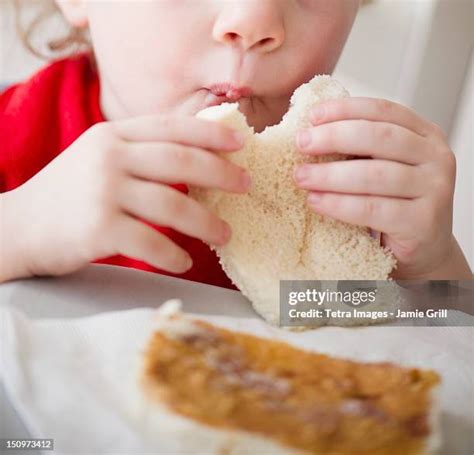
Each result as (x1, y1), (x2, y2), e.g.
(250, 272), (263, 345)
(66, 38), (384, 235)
(0, 54), (237, 290)
(0, 54), (101, 193)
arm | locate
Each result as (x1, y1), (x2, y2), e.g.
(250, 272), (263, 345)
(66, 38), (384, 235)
(0, 187), (33, 282)
(415, 236), (472, 280)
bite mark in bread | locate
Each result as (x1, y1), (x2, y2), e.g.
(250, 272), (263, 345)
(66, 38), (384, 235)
(191, 76), (397, 326)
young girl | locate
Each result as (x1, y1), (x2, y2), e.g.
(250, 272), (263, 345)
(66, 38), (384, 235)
(0, 0), (471, 285)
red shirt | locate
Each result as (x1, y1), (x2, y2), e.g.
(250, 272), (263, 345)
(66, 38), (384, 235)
(0, 53), (237, 290)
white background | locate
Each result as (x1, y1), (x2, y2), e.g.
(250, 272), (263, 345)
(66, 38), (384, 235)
(1, 0), (472, 268)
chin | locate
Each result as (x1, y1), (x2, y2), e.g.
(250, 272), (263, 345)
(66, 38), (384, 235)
(240, 98), (290, 133)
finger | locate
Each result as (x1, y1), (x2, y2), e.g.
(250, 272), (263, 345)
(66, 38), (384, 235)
(297, 120), (430, 165)
(111, 115), (245, 152)
(118, 178), (230, 247)
(122, 142), (251, 193)
(294, 159), (422, 198)
(306, 192), (413, 234)
(114, 215), (193, 274)
(309, 97), (439, 138)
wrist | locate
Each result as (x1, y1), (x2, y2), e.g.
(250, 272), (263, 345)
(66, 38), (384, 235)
(0, 187), (34, 282)
(415, 236), (472, 280)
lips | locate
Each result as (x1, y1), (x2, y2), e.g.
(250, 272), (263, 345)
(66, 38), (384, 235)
(208, 83), (253, 100)
(203, 84), (252, 108)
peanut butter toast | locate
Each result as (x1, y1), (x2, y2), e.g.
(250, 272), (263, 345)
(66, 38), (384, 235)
(140, 301), (441, 454)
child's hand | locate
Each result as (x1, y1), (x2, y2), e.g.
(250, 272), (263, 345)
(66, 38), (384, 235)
(293, 97), (469, 279)
(4, 115), (249, 280)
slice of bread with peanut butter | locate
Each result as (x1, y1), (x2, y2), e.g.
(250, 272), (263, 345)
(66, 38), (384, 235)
(191, 76), (396, 326)
(139, 301), (441, 454)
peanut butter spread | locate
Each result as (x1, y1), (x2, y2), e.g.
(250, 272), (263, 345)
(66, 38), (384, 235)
(142, 318), (440, 454)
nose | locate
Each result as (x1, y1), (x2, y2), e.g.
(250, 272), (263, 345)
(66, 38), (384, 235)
(213, 1), (285, 53)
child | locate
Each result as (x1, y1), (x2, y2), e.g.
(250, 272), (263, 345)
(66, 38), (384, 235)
(0, 0), (471, 285)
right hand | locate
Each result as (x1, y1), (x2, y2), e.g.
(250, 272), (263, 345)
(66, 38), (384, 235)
(4, 115), (249, 280)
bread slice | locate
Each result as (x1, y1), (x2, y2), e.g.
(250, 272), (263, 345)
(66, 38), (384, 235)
(140, 300), (441, 454)
(190, 76), (396, 326)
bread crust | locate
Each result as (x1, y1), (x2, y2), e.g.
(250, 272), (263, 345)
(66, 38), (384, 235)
(138, 301), (441, 454)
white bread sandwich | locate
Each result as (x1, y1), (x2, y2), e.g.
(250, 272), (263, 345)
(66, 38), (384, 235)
(190, 76), (397, 326)
(139, 300), (441, 454)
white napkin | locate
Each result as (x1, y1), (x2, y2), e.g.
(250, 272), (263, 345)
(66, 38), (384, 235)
(1, 304), (473, 454)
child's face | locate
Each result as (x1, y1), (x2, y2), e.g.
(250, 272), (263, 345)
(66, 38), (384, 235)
(58, 0), (359, 132)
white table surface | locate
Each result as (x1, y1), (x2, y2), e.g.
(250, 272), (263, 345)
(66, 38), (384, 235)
(1, 265), (473, 454)
(0, 264), (254, 452)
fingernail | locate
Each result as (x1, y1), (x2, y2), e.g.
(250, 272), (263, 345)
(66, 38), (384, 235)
(241, 171), (252, 190)
(184, 255), (193, 270)
(369, 229), (381, 241)
(311, 105), (325, 124)
(232, 131), (245, 148)
(308, 192), (323, 206)
(297, 129), (311, 150)
(221, 223), (232, 242)
(293, 165), (309, 183)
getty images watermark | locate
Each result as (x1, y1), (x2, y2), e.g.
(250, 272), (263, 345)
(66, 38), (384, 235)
(279, 280), (474, 327)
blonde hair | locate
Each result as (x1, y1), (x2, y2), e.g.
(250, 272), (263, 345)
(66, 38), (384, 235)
(15, 0), (371, 60)
(13, 0), (90, 59)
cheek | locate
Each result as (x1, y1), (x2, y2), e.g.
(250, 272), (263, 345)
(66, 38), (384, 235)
(87, 2), (198, 76)
(86, 1), (203, 109)
(291, 5), (358, 75)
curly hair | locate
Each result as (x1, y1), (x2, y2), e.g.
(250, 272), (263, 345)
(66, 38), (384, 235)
(13, 0), (90, 60)
(14, 0), (371, 59)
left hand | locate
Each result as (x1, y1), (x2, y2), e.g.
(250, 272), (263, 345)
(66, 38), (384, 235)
(293, 97), (460, 279)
